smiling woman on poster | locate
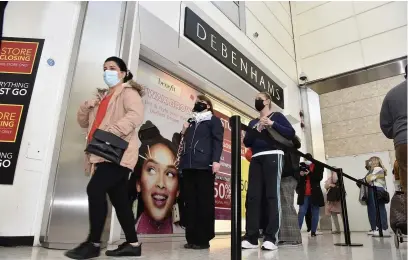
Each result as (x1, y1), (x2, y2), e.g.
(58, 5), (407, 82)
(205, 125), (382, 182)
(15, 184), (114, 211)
(128, 121), (184, 234)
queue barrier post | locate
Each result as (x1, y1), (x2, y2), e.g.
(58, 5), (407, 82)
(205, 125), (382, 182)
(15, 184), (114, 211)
(334, 169), (363, 247)
(230, 116), (242, 260)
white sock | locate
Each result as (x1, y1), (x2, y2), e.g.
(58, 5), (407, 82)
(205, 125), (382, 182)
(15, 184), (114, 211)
(129, 242), (140, 247)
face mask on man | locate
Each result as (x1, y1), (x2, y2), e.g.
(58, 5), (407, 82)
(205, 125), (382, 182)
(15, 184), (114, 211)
(104, 70), (121, 87)
(193, 102), (207, 113)
(255, 99), (266, 111)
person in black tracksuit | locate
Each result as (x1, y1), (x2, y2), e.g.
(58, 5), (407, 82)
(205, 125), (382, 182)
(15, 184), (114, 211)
(242, 92), (295, 251)
(179, 95), (223, 250)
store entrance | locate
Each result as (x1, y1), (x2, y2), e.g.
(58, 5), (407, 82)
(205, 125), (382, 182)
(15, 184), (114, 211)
(120, 60), (251, 239)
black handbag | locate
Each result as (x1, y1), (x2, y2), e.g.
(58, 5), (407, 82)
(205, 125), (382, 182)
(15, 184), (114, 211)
(327, 185), (342, 202)
(85, 129), (129, 165)
(377, 188), (390, 204)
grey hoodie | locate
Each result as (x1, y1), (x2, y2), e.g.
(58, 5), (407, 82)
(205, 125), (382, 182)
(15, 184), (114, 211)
(380, 80), (407, 147)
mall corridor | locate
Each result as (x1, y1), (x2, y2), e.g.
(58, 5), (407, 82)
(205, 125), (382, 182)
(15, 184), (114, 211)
(1, 233), (406, 260)
(0, 1), (407, 260)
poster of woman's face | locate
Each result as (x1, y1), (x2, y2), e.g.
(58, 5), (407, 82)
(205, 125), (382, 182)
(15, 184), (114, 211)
(137, 142), (179, 222)
(129, 121), (183, 234)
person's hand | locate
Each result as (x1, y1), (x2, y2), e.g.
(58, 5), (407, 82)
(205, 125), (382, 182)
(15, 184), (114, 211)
(86, 99), (99, 109)
(181, 122), (190, 134)
(212, 162), (221, 174)
(260, 117), (274, 127)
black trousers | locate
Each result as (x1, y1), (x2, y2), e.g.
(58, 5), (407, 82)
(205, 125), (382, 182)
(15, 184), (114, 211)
(245, 154), (283, 244)
(87, 162), (138, 243)
(182, 169), (215, 245)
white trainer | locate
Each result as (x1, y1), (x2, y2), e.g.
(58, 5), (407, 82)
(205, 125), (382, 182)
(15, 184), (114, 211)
(315, 231), (323, 235)
(241, 240), (258, 249)
(261, 241), (278, 251)
(367, 230), (375, 236)
(373, 229), (391, 237)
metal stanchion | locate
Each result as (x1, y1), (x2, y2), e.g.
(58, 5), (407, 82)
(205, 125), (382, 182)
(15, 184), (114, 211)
(373, 186), (384, 237)
(230, 116), (242, 260)
(334, 169), (363, 247)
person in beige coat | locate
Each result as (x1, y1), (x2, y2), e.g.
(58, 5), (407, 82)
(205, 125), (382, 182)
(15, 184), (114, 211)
(65, 57), (144, 260)
(324, 170), (342, 234)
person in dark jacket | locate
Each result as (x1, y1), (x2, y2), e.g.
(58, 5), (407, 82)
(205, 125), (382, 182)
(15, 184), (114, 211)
(179, 95), (223, 250)
(380, 69), (407, 193)
(242, 92), (295, 251)
(297, 161), (325, 237)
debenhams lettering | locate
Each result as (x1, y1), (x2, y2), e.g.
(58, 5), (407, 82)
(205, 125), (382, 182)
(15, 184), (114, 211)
(184, 7), (284, 109)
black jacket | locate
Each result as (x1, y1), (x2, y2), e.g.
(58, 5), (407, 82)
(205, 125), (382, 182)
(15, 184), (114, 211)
(179, 115), (223, 170)
(296, 163), (325, 207)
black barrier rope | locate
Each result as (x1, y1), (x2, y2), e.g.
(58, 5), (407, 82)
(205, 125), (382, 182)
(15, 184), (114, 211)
(229, 116), (387, 259)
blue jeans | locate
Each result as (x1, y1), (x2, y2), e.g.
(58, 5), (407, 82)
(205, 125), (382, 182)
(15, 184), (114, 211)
(367, 187), (389, 230)
(298, 196), (320, 233)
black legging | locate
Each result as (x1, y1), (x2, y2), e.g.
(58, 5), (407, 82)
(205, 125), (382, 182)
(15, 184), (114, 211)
(87, 162), (138, 243)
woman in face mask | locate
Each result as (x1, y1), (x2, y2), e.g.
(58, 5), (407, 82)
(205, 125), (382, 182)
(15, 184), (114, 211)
(65, 57), (144, 260)
(242, 92), (295, 251)
(178, 95), (224, 250)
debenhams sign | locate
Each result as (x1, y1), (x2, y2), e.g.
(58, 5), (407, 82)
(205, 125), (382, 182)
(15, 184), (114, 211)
(184, 7), (284, 109)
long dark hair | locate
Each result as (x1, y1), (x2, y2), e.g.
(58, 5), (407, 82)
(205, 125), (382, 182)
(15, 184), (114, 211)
(128, 121), (183, 224)
(104, 56), (144, 96)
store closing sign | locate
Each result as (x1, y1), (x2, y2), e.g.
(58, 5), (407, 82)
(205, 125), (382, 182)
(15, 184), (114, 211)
(0, 37), (44, 184)
(184, 7), (285, 109)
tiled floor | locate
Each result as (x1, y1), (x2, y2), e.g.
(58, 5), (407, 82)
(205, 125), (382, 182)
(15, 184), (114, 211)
(0, 233), (406, 260)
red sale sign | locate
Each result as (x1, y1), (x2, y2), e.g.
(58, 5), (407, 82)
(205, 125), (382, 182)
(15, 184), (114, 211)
(0, 41), (39, 74)
(0, 104), (23, 142)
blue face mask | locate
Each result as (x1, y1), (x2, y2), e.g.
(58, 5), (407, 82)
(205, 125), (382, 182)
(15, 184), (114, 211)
(104, 70), (121, 87)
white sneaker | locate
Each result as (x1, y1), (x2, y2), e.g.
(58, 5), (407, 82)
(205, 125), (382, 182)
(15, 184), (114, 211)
(241, 240), (258, 249)
(373, 229), (390, 237)
(261, 241), (278, 251)
(315, 231), (323, 235)
(367, 230), (375, 236)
